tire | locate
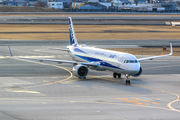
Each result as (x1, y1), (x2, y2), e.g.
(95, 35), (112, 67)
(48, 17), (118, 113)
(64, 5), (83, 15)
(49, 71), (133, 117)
(118, 74), (121, 78)
(113, 72), (117, 78)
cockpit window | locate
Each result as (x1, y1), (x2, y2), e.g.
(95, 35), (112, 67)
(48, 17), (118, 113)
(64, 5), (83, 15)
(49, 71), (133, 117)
(124, 60), (138, 63)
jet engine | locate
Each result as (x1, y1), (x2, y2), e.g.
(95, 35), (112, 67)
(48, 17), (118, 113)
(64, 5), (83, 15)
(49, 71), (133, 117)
(73, 65), (89, 78)
(132, 67), (142, 77)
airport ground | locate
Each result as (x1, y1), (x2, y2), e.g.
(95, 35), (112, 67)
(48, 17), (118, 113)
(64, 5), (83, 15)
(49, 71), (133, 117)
(0, 14), (180, 119)
(1, 14), (180, 25)
(0, 40), (180, 120)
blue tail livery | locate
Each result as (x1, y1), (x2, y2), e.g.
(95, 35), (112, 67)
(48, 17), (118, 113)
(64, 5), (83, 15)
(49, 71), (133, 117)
(68, 17), (79, 47)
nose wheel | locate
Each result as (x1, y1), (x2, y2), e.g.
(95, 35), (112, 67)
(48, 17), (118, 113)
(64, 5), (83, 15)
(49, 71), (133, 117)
(126, 80), (130, 84)
(125, 74), (130, 85)
(113, 73), (130, 84)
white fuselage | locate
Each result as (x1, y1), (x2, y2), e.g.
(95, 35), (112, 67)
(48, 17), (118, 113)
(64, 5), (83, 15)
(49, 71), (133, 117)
(67, 45), (140, 75)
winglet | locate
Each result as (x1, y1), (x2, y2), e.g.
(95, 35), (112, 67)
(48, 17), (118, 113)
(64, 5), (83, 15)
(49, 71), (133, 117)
(8, 45), (13, 56)
(137, 43), (173, 62)
(169, 43), (173, 55)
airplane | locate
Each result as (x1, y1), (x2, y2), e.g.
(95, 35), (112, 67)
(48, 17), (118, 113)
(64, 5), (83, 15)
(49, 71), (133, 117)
(8, 17), (173, 85)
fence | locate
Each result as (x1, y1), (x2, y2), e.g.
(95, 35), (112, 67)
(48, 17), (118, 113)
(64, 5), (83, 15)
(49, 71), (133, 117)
(0, 9), (180, 14)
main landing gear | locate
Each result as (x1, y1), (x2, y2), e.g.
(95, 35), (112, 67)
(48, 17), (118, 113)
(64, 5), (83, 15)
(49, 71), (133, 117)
(125, 74), (130, 85)
(113, 72), (121, 78)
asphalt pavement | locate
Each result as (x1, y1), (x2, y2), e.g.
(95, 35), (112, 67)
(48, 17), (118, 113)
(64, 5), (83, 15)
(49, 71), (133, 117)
(0, 15), (179, 25)
(0, 40), (180, 120)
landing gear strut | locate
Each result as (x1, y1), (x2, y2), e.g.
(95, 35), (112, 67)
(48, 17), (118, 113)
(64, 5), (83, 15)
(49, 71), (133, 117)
(125, 74), (130, 85)
(113, 72), (121, 78)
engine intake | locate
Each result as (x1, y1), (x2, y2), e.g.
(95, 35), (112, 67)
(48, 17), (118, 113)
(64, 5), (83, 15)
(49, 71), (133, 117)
(73, 65), (88, 78)
(132, 67), (142, 77)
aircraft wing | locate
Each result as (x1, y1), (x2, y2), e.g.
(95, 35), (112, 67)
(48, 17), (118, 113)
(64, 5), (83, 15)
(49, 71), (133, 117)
(47, 47), (68, 51)
(137, 43), (173, 62)
(8, 46), (97, 66)
(15, 57), (97, 66)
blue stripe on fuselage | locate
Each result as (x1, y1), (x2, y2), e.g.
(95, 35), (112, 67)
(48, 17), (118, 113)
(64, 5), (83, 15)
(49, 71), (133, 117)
(75, 54), (124, 70)
(75, 55), (101, 62)
(99, 62), (123, 70)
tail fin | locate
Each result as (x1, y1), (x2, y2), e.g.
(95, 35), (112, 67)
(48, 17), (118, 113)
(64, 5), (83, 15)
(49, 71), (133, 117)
(68, 17), (79, 47)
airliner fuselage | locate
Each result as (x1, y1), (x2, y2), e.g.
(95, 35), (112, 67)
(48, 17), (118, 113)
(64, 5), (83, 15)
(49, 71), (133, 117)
(67, 45), (140, 75)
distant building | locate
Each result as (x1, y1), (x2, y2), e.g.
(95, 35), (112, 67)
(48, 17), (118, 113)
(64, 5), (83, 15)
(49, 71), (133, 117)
(72, 0), (88, 2)
(163, 0), (174, 3)
(138, 3), (154, 7)
(121, 0), (131, 5)
(118, 3), (165, 11)
(99, 0), (112, 2)
(88, 0), (99, 2)
(99, 2), (111, 8)
(85, 2), (108, 8)
(48, 2), (64, 9)
(49, 0), (72, 2)
(1, 0), (27, 6)
(49, 0), (72, 8)
(57, 0), (72, 1)
(15, 0), (27, 6)
(111, 0), (123, 8)
(28, 0), (38, 6)
(53, 0), (72, 8)
(79, 4), (102, 9)
(1, 0), (16, 6)
(72, 2), (84, 8)
(161, 3), (176, 10)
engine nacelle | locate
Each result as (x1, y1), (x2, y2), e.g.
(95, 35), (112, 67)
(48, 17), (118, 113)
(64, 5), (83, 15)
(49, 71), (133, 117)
(132, 67), (142, 77)
(73, 65), (89, 78)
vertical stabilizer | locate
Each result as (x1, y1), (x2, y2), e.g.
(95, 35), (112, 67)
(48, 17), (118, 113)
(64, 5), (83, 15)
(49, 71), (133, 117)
(68, 17), (79, 47)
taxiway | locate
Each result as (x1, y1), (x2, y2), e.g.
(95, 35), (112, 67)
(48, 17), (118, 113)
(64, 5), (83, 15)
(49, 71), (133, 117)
(0, 15), (179, 25)
(0, 40), (180, 120)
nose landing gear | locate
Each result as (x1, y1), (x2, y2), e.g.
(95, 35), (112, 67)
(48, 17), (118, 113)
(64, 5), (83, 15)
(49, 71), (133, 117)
(125, 74), (130, 84)
(113, 73), (130, 85)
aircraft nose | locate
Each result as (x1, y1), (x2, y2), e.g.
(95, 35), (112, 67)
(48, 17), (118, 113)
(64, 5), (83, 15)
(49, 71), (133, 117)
(130, 63), (140, 73)
(135, 63), (140, 70)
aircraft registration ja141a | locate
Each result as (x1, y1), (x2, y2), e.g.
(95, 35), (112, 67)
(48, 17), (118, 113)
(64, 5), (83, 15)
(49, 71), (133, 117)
(9, 17), (173, 84)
